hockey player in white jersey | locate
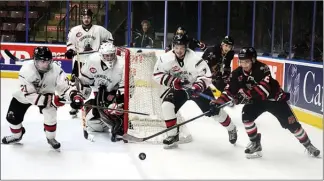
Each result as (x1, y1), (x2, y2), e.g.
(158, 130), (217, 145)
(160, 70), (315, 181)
(153, 35), (238, 149)
(1, 47), (84, 150)
(65, 8), (114, 117)
(78, 42), (133, 142)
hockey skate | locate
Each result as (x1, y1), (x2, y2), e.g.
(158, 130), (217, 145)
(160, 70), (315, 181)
(163, 134), (179, 149)
(305, 143), (320, 157)
(228, 126), (238, 144)
(69, 108), (79, 118)
(47, 138), (61, 150)
(1, 127), (26, 144)
(111, 129), (124, 142)
(245, 133), (262, 159)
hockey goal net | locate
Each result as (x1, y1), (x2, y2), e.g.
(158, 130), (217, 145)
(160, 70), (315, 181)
(119, 48), (193, 144)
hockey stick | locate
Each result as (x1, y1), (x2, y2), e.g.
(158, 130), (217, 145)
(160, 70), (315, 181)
(123, 101), (233, 142)
(75, 51), (95, 142)
(82, 104), (150, 116)
(3, 49), (97, 62)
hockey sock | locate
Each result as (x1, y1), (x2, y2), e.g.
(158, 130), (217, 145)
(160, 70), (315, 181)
(9, 123), (23, 138)
(292, 127), (310, 146)
(219, 115), (235, 131)
(244, 121), (258, 141)
(44, 124), (57, 139)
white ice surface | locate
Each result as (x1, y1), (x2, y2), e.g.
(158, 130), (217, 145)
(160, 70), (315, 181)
(1, 78), (323, 179)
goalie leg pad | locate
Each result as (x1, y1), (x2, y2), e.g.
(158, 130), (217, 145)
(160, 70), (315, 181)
(86, 107), (109, 132)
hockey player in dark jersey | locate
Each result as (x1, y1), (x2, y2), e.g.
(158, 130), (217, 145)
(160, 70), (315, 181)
(189, 36), (235, 131)
(209, 47), (320, 159)
(165, 27), (206, 52)
(202, 36), (235, 93)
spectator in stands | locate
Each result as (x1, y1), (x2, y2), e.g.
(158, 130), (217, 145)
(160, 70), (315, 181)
(132, 20), (154, 48)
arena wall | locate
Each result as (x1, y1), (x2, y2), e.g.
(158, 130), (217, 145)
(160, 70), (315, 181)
(1, 42), (322, 129)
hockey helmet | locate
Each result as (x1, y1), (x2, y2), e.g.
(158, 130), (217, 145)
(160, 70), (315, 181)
(33, 46), (53, 73)
(222, 36), (234, 46)
(81, 8), (93, 17)
(99, 42), (117, 69)
(175, 26), (188, 36)
(81, 9), (93, 26)
(238, 47), (257, 63)
(172, 34), (189, 46)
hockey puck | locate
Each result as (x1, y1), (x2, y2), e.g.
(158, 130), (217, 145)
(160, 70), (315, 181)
(139, 153), (146, 160)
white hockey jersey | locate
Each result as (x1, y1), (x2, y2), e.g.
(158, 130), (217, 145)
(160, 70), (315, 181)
(79, 52), (134, 99)
(153, 49), (212, 89)
(13, 61), (77, 106)
(66, 25), (114, 63)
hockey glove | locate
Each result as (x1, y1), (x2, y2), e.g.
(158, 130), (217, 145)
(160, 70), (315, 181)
(52, 95), (65, 108)
(104, 103), (124, 116)
(70, 91), (84, 109)
(187, 83), (203, 98)
(236, 88), (252, 104)
(65, 49), (75, 59)
(222, 70), (231, 84)
(172, 78), (189, 90)
(207, 97), (226, 117)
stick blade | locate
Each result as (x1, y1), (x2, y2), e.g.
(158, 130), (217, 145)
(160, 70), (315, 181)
(123, 134), (144, 142)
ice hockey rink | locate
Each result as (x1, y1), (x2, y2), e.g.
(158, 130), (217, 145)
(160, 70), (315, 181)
(1, 78), (323, 180)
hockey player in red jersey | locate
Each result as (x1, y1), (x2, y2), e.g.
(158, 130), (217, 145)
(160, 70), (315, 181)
(209, 47), (320, 158)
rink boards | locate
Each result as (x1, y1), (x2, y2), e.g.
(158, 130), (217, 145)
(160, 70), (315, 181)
(0, 42), (322, 129)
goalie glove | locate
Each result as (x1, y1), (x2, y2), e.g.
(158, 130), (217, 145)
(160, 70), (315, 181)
(104, 103), (124, 116)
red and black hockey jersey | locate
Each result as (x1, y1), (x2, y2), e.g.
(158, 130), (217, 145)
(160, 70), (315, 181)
(218, 60), (289, 103)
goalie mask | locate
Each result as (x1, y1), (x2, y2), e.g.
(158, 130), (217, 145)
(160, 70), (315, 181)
(33, 46), (53, 73)
(99, 42), (117, 69)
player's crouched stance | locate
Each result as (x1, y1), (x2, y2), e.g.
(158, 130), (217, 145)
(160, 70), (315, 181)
(1, 47), (84, 150)
(78, 43), (133, 142)
(209, 47), (320, 159)
(153, 35), (237, 149)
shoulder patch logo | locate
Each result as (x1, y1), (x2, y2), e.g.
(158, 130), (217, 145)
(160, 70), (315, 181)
(90, 67), (97, 73)
(76, 32), (82, 37)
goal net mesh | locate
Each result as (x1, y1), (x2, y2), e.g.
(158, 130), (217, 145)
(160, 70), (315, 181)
(121, 48), (193, 144)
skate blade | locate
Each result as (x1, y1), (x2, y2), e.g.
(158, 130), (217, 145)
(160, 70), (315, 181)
(71, 114), (78, 118)
(53, 148), (61, 152)
(246, 151), (262, 159)
(163, 142), (178, 149)
(1, 142), (23, 146)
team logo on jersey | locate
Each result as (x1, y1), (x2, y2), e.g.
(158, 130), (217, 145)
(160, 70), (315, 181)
(90, 67), (97, 73)
(238, 75), (243, 82)
(171, 66), (180, 72)
(76, 32), (82, 37)
(107, 95), (115, 102)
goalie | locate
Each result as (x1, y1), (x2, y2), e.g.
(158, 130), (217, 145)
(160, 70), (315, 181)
(78, 43), (134, 142)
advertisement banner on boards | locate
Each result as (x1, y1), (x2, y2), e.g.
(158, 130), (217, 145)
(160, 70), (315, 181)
(0, 43), (72, 73)
(284, 63), (323, 115)
(232, 56), (284, 86)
